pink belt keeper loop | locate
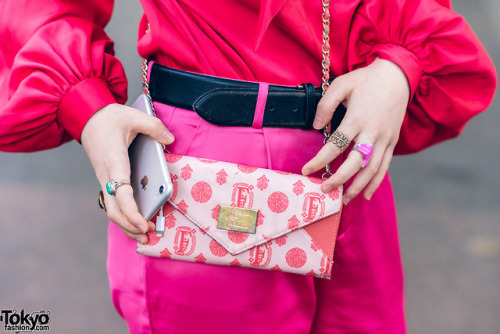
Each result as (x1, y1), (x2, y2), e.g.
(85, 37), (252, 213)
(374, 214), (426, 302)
(252, 82), (269, 129)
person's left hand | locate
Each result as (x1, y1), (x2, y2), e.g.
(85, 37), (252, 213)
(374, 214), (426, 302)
(302, 58), (410, 204)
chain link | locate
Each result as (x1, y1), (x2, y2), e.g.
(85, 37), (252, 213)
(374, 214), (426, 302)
(321, 0), (332, 179)
(321, 0), (331, 96)
(142, 58), (168, 152)
(141, 58), (157, 117)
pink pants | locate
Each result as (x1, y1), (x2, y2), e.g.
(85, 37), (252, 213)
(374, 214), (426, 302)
(107, 100), (406, 333)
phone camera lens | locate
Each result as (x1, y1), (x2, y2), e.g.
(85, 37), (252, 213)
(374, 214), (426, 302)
(159, 185), (165, 194)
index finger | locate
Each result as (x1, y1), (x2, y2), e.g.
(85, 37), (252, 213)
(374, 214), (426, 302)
(302, 140), (342, 176)
(313, 77), (351, 130)
(302, 127), (355, 176)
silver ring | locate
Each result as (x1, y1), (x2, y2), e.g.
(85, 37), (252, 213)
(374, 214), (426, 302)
(106, 180), (130, 196)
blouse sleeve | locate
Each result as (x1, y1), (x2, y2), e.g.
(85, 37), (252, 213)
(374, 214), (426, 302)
(348, 0), (497, 154)
(0, 0), (127, 152)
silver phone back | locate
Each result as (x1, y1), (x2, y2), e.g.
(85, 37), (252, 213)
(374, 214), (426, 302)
(129, 95), (173, 221)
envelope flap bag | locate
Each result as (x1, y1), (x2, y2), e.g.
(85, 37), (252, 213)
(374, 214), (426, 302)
(137, 154), (343, 279)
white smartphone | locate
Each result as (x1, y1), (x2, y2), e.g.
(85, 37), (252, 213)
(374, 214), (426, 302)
(129, 94), (173, 221)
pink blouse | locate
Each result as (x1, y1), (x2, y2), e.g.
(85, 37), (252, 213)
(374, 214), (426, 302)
(0, 0), (496, 153)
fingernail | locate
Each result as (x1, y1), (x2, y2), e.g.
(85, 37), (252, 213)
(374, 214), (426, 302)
(343, 196), (351, 205)
(302, 167), (311, 176)
(313, 117), (323, 129)
(162, 131), (175, 143)
(323, 184), (334, 193)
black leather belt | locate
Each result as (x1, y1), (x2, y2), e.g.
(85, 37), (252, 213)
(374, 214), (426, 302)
(149, 62), (346, 130)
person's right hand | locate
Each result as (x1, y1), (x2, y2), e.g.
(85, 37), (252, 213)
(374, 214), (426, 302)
(81, 103), (174, 244)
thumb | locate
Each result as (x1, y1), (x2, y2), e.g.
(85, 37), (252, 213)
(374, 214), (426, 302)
(129, 108), (175, 146)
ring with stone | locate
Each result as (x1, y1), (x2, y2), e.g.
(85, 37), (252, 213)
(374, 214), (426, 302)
(98, 191), (106, 211)
(327, 130), (351, 152)
(352, 143), (374, 168)
(106, 180), (131, 196)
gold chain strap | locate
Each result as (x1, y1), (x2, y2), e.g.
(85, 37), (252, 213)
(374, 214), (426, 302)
(142, 57), (157, 117)
(142, 56), (166, 151)
(321, 0), (331, 96)
(321, 0), (333, 179)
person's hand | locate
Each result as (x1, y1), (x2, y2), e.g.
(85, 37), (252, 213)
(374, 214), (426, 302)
(81, 103), (174, 244)
(302, 58), (410, 204)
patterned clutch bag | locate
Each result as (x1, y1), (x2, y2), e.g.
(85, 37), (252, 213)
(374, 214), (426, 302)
(137, 153), (343, 279)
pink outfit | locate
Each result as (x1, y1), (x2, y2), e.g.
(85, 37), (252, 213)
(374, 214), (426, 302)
(0, 0), (496, 333)
(106, 100), (405, 333)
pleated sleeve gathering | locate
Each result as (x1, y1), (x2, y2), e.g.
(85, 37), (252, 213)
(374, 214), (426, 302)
(347, 0), (497, 154)
(0, 0), (127, 152)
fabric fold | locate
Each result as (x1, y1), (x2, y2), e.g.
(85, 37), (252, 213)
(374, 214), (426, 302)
(254, 0), (289, 50)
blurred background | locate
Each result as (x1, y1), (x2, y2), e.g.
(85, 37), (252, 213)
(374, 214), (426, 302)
(0, 0), (498, 333)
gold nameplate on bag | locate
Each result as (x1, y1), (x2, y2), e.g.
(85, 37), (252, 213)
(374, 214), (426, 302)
(217, 205), (258, 234)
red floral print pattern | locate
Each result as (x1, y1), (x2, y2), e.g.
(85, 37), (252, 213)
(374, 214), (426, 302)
(275, 235), (288, 246)
(237, 165), (258, 173)
(209, 240), (229, 257)
(160, 248), (172, 259)
(257, 175), (269, 190)
(287, 215), (300, 230)
(267, 191), (289, 213)
(191, 181), (213, 203)
(286, 247), (307, 268)
(256, 210), (265, 226)
(177, 200), (188, 215)
(165, 154), (182, 164)
(227, 230), (249, 244)
(216, 169), (228, 185)
(211, 205), (220, 221)
(169, 173), (178, 202)
(180, 164), (193, 180)
(307, 176), (323, 185)
(292, 180), (305, 195)
(194, 253), (207, 263)
(147, 231), (161, 246)
(197, 158), (217, 164)
(327, 188), (340, 201)
(229, 259), (242, 267)
(165, 214), (176, 229)
(306, 270), (317, 277)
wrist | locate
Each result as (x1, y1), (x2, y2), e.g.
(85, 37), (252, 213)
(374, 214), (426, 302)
(372, 57), (411, 103)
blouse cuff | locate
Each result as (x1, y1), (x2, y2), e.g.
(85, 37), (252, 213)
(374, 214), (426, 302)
(58, 78), (117, 142)
(368, 43), (422, 101)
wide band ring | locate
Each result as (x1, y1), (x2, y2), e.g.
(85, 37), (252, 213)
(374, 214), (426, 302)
(106, 180), (131, 196)
(352, 142), (374, 168)
(327, 130), (351, 152)
(98, 191), (106, 211)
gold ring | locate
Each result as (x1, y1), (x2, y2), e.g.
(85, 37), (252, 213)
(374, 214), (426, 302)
(327, 130), (351, 152)
(98, 191), (107, 211)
